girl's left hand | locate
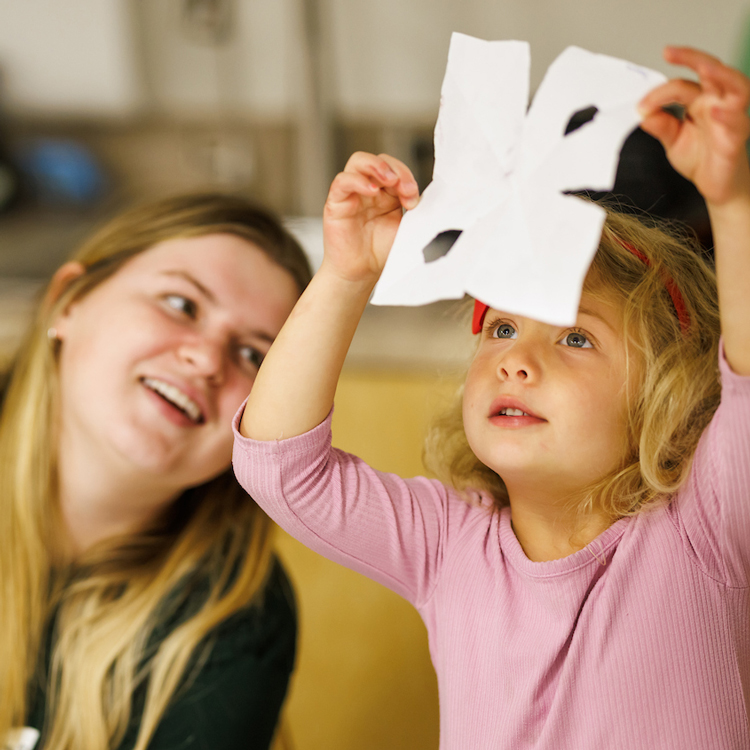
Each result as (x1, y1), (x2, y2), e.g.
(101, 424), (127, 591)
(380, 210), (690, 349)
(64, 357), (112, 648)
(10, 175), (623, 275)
(639, 46), (750, 207)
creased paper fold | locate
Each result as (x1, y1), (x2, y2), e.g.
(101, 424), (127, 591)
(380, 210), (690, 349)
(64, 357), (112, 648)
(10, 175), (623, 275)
(371, 34), (666, 325)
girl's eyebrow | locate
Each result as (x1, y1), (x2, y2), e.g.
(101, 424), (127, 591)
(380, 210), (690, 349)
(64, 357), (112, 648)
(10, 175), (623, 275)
(159, 270), (216, 303)
(577, 305), (616, 332)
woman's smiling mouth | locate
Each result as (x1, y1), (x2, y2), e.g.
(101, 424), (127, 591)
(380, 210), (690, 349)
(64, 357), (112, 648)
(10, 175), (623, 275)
(141, 377), (205, 424)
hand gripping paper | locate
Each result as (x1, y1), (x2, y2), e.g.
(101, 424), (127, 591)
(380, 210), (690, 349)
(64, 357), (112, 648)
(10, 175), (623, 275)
(370, 34), (666, 325)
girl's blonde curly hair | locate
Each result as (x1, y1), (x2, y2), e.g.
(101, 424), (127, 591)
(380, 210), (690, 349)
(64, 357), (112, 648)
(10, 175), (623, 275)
(424, 206), (721, 520)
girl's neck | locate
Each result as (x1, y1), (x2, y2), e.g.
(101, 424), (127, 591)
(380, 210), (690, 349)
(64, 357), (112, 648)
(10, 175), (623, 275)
(506, 485), (611, 562)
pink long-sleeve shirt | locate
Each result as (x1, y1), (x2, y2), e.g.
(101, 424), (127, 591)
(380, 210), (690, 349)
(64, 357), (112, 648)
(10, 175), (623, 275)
(232, 349), (750, 749)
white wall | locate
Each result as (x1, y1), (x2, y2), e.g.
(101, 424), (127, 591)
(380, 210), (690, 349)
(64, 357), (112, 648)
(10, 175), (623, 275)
(0, 0), (141, 116)
(330, 0), (750, 120)
(138, 0), (301, 118)
(0, 0), (748, 119)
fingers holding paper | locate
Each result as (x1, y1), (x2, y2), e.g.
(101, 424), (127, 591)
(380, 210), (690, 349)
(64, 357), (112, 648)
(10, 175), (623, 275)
(641, 46), (750, 373)
(639, 46), (750, 207)
(241, 152), (419, 442)
(323, 152), (420, 283)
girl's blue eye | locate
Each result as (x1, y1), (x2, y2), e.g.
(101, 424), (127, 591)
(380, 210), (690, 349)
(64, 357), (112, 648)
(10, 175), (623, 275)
(238, 345), (264, 371)
(165, 294), (197, 317)
(561, 331), (593, 349)
(492, 323), (517, 340)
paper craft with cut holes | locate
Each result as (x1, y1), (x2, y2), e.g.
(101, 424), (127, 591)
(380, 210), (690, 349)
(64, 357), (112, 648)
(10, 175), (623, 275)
(370, 34), (667, 325)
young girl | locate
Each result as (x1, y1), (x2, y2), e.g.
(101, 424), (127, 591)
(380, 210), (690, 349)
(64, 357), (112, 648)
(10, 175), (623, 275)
(234, 46), (750, 748)
(0, 194), (311, 750)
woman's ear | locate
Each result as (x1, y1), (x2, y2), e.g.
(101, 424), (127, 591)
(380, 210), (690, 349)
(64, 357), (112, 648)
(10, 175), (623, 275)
(45, 262), (86, 338)
(46, 262), (86, 308)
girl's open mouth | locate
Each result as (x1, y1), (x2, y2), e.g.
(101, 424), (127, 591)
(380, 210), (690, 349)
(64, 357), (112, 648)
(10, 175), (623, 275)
(488, 399), (546, 426)
(496, 407), (531, 417)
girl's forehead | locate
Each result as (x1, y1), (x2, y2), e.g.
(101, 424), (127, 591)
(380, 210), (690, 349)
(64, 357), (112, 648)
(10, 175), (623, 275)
(577, 292), (624, 323)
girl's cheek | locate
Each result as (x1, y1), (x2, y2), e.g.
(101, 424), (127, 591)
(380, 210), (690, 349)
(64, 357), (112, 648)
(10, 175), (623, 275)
(461, 389), (478, 423)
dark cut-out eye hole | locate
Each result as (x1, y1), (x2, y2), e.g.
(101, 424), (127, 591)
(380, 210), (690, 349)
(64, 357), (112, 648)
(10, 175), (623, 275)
(661, 102), (686, 121)
(564, 105), (599, 135)
(423, 229), (463, 263)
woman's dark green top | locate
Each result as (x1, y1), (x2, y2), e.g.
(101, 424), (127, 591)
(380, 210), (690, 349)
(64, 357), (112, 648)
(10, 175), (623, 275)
(26, 559), (296, 750)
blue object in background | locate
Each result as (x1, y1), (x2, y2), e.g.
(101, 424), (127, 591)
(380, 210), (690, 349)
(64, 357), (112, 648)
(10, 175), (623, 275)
(18, 138), (107, 205)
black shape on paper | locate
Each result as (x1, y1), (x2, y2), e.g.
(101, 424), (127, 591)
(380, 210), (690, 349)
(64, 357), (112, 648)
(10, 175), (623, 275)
(422, 229), (463, 263)
(564, 106), (599, 135)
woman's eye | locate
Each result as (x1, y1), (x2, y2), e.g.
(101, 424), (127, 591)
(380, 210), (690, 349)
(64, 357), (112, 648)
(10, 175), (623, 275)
(492, 323), (517, 340)
(561, 331), (593, 349)
(165, 294), (197, 318)
(238, 345), (264, 371)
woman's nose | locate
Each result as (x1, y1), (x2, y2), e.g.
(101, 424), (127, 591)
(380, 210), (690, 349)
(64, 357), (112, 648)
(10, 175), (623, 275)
(179, 337), (226, 383)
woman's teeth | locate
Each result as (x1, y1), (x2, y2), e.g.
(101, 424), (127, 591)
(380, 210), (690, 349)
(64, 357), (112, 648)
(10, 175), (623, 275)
(499, 407), (530, 416)
(142, 377), (203, 423)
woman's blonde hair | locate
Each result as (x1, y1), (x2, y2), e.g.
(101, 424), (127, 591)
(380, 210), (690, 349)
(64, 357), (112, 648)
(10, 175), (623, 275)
(0, 193), (311, 749)
(425, 206), (721, 519)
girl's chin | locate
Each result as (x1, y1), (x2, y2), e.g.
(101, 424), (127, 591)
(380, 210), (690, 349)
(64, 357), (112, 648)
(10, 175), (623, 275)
(476, 449), (561, 482)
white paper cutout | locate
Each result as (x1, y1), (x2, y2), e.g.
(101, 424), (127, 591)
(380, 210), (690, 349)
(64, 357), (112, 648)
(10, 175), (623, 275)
(370, 34), (667, 325)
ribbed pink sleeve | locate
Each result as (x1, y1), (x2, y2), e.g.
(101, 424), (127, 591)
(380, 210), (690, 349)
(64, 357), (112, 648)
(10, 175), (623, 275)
(231, 408), (490, 607)
(672, 343), (750, 586)
(232, 346), (750, 750)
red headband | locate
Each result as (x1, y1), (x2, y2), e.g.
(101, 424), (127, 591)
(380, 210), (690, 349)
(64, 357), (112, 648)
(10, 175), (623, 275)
(471, 239), (690, 335)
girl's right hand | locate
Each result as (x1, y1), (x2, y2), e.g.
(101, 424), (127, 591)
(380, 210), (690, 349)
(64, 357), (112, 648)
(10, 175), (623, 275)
(322, 152), (420, 285)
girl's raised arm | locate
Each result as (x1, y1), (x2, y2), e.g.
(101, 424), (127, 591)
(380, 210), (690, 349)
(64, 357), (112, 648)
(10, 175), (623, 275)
(240, 152), (419, 441)
(639, 46), (750, 375)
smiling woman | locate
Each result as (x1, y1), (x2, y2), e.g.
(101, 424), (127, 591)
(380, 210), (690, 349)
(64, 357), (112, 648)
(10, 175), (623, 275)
(53, 233), (300, 550)
(0, 194), (311, 750)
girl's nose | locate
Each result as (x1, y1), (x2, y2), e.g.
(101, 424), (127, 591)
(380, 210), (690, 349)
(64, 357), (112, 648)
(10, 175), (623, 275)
(499, 363), (529, 381)
(496, 342), (540, 383)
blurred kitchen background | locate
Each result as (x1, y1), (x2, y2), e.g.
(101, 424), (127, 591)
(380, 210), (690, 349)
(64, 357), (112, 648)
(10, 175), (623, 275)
(1, 1), (749, 748)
